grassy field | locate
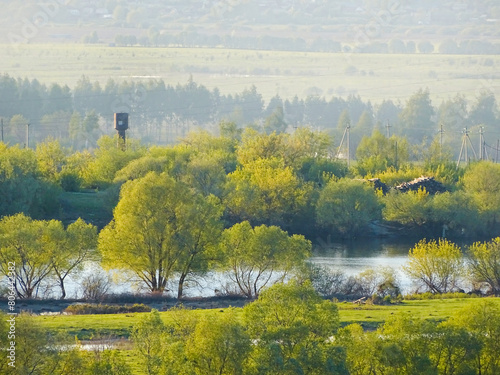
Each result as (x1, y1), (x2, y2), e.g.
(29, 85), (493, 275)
(35, 297), (500, 340)
(2, 43), (499, 103)
(33, 297), (500, 375)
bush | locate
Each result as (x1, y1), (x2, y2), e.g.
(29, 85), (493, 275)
(404, 292), (479, 300)
(305, 263), (347, 297)
(64, 303), (152, 315)
(304, 264), (401, 300)
(58, 169), (81, 192)
(80, 271), (111, 301)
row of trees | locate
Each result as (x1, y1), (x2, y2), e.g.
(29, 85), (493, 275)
(0, 215), (97, 299)
(1, 73), (499, 154)
(112, 28), (500, 55)
(2, 157), (500, 299)
(2, 125), (500, 237)
(1, 123), (500, 298)
(5, 281), (499, 374)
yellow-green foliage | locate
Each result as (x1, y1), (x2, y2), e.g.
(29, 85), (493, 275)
(403, 239), (464, 294)
(371, 165), (424, 187)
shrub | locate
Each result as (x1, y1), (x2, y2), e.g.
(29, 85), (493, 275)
(64, 303), (152, 315)
(80, 270), (111, 301)
(404, 292), (479, 300)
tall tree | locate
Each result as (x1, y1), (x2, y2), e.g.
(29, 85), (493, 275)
(132, 309), (167, 375)
(219, 221), (311, 298)
(185, 309), (251, 375)
(403, 239), (464, 294)
(225, 157), (311, 229)
(0, 214), (53, 298)
(398, 88), (435, 144)
(354, 130), (409, 175)
(469, 90), (498, 128)
(48, 218), (98, 299)
(35, 138), (66, 184)
(468, 238), (500, 295)
(447, 301), (500, 374)
(462, 161), (500, 234)
(81, 135), (146, 189)
(316, 178), (382, 238)
(99, 172), (223, 297)
(243, 281), (342, 374)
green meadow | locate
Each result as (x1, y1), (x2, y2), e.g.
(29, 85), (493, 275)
(2, 43), (499, 103)
(35, 297), (500, 340)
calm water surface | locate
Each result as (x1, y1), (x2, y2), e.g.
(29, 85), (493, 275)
(310, 237), (416, 272)
(310, 237), (418, 292)
(63, 237), (474, 298)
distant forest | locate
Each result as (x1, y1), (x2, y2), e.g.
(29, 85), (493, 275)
(0, 73), (498, 162)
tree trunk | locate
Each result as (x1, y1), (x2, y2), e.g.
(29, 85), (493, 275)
(178, 273), (187, 299)
(59, 279), (66, 299)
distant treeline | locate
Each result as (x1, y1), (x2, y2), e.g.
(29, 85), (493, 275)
(111, 32), (500, 55)
(0, 74), (498, 159)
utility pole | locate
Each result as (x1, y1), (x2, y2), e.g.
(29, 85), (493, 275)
(1, 118), (3, 143)
(336, 124), (351, 167)
(467, 128), (478, 161)
(457, 127), (477, 168)
(457, 129), (466, 168)
(479, 126), (484, 160)
(497, 139), (499, 163)
(386, 120), (392, 138)
(26, 123), (30, 149)
(439, 123), (444, 157)
(347, 124), (350, 168)
(395, 140), (398, 170)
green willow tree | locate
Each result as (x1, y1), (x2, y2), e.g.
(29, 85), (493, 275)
(403, 239), (464, 294)
(185, 309), (251, 375)
(99, 172), (223, 298)
(225, 157), (312, 229)
(219, 221), (311, 298)
(462, 161), (500, 234)
(354, 130), (410, 176)
(0, 214), (53, 298)
(132, 309), (167, 375)
(48, 218), (98, 299)
(383, 188), (431, 228)
(81, 135), (146, 189)
(0, 214), (97, 299)
(35, 138), (67, 184)
(448, 301), (500, 374)
(243, 281), (345, 374)
(0, 143), (60, 218)
(316, 178), (381, 238)
(468, 238), (500, 295)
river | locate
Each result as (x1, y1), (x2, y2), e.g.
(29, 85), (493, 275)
(56, 237), (473, 298)
(309, 237), (420, 293)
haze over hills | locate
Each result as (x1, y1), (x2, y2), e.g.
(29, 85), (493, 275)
(1, 0), (499, 51)
(0, 0), (498, 150)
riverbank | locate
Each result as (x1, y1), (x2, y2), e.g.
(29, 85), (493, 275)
(0, 295), (250, 315)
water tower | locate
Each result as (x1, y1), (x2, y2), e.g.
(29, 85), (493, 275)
(114, 113), (128, 148)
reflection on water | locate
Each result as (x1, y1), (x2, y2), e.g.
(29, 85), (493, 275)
(60, 238), (476, 298)
(310, 237), (422, 292)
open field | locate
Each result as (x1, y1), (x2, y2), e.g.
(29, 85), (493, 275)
(35, 297), (500, 340)
(2, 43), (499, 103)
